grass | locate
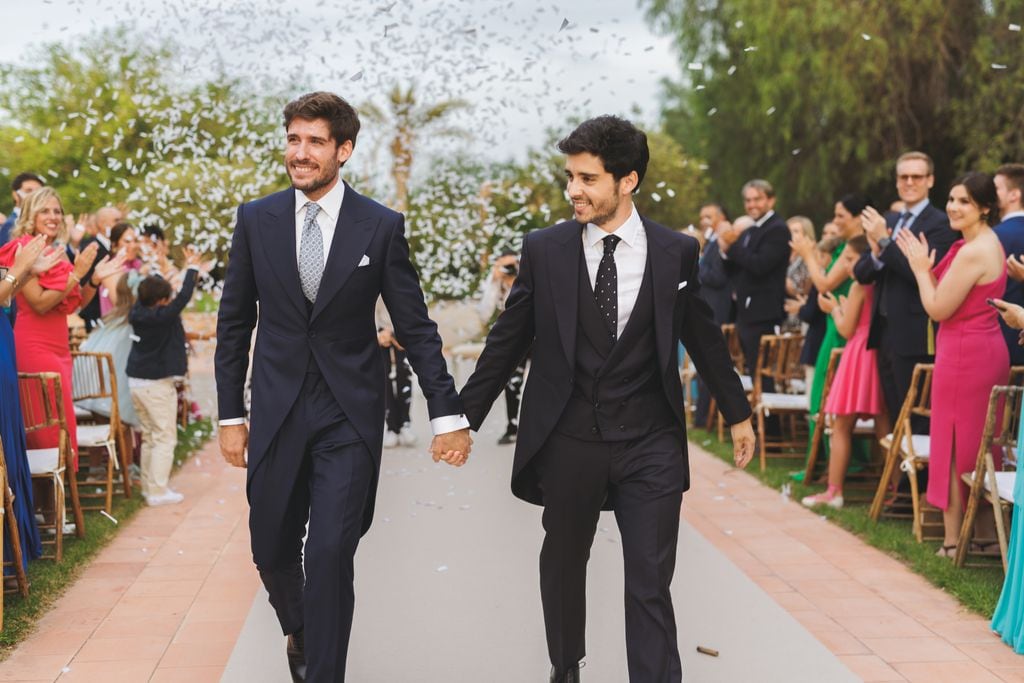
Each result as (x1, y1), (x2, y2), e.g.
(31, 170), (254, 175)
(690, 426), (1006, 617)
(0, 418), (213, 655)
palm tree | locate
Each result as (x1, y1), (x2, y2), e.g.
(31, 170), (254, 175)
(361, 85), (469, 213)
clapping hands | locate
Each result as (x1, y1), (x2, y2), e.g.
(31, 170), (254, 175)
(895, 229), (935, 275)
(430, 428), (472, 467)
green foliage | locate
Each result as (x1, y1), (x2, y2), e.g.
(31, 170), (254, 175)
(643, 0), (1024, 223)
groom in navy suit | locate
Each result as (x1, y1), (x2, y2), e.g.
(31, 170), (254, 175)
(215, 92), (471, 682)
(995, 163), (1024, 365)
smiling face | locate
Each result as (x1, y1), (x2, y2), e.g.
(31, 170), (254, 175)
(832, 202), (860, 238)
(115, 227), (140, 261)
(896, 158), (934, 206)
(285, 117), (353, 201)
(743, 187), (774, 221)
(564, 152), (636, 230)
(946, 183), (986, 232)
(32, 196), (64, 243)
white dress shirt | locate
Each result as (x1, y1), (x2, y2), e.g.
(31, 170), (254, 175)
(583, 205), (647, 337)
(872, 198), (929, 269)
(221, 179), (469, 436)
(295, 181), (344, 262)
(1001, 210), (1024, 221)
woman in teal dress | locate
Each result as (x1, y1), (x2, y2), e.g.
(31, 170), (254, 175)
(990, 298), (1024, 650)
(789, 195), (872, 480)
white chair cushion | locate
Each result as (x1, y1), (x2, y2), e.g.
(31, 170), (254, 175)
(73, 405), (93, 419)
(740, 375), (753, 392)
(789, 379), (807, 395)
(27, 448), (61, 475)
(965, 471), (1016, 504)
(882, 433), (930, 459)
(77, 424), (113, 447)
(759, 393), (809, 411)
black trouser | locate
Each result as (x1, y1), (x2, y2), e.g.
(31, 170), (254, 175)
(877, 344), (932, 435)
(503, 359), (527, 433)
(382, 346), (411, 434)
(534, 426), (686, 682)
(248, 368), (373, 682)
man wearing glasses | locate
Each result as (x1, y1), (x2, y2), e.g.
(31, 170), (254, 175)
(855, 151), (956, 428)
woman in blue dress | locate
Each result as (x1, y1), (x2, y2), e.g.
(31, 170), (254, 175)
(0, 235), (58, 573)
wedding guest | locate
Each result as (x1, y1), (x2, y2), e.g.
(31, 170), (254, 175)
(801, 236), (890, 508)
(0, 235), (60, 572)
(97, 222), (142, 318)
(78, 205), (126, 331)
(821, 221), (841, 241)
(783, 216), (815, 332)
(0, 172), (44, 247)
(994, 163), (1024, 365)
(896, 171), (1008, 557)
(694, 203), (734, 427)
(376, 298), (416, 448)
(796, 237), (842, 385)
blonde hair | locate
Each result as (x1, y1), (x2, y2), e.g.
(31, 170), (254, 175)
(896, 151), (934, 175)
(787, 215), (815, 241)
(13, 187), (67, 243)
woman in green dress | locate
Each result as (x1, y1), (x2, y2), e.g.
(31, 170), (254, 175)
(789, 194), (873, 481)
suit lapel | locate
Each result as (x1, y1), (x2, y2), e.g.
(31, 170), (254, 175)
(645, 219), (681, 372)
(549, 221), (582, 369)
(310, 184), (379, 323)
(258, 191), (307, 316)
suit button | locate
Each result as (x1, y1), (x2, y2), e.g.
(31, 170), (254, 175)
(591, 426), (598, 434)
(593, 402), (600, 409)
(618, 425), (626, 431)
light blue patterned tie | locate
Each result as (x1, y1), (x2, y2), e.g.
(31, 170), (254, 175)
(299, 202), (323, 302)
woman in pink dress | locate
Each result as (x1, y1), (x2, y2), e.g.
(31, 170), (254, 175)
(801, 235), (891, 509)
(4, 189), (121, 464)
(897, 172), (1009, 557)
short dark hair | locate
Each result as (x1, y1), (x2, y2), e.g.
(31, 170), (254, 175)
(838, 193), (873, 217)
(142, 223), (165, 241)
(12, 172), (44, 193)
(846, 234), (870, 255)
(701, 202), (729, 220)
(952, 171), (1000, 226)
(557, 116), (649, 192)
(996, 163), (1024, 194)
(110, 222), (134, 248)
(137, 275), (173, 307)
(283, 91), (361, 149)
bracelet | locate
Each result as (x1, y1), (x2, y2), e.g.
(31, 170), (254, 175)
(68, 272), (81, 285)
(2, 273), (16, 287)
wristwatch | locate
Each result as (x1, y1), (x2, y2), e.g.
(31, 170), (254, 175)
(877, 236), (893, 250)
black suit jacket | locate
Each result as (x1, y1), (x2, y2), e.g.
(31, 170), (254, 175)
(698, 237), (733, 324)
(854, 202), (957, 355)
(76, 235), (111, 326)
(996, 216), (1024, 365)
(459, 217), (751, 506)
(215, 184), (462, 532)
(722, 212), (790, 325)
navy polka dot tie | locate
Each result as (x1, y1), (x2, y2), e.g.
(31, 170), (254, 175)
(595, 234), (621, 340)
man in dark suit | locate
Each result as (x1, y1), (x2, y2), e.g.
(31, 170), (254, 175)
(994, 163), (1024, 365)
(693, 202), (733, 426)
(855, 151), (957, 425)
(215, 92), (471, 682)
(0, 172), (44, 246)
(459, 116), (755, 683)
(717, 179), (790, 377)
(77, 206), (125, 330)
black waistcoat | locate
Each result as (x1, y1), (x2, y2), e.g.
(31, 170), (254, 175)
(556, 247), (676, 442)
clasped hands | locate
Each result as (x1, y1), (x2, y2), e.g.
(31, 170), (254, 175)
(430, 428), (472, 468)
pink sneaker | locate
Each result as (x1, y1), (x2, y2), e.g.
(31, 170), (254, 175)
(801, 488), (844, 509)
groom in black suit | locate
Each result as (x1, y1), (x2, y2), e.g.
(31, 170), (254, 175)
(215, 92), (471, 682)
(459, 116), (755, 683)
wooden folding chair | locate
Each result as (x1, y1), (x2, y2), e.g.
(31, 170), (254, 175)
(803, 347), (842, 483)
(710, 323), (749, 440)
(71, 351), (133, 512)
(18, 372), (86, 562)
(0, 438), (30, 600)
(752, 333), (808, 470)
(868, 363), (939, 541)
(954, 384), (1022, 571)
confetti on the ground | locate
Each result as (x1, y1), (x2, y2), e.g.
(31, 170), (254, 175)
(100, 510), (118, 525)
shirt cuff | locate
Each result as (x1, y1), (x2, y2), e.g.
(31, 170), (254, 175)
(219, 417), (246, 426)
(871, 254), (885, 270)
(430, 414), (470, 435)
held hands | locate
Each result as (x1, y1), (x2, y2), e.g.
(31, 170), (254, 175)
(430, 428), (472, 467)
(729, 419), (755, 469)
(895, 229), (934, 275)
(1007, 254), (1024, 283)
(219, 423), (248, 468)
(860, 206), (889, 243)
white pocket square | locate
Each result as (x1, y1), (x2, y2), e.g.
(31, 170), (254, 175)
(677, 280), (688, 290)
(358, 255), (370, 267)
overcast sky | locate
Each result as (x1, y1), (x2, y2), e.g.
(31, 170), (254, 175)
(1, 0), (682, 163)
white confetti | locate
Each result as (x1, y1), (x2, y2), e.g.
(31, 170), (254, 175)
(687, 62), (703, 70)
(861, 33), (871, 41)
(100, 510), (118, 525)
(436, 564), (449, 572)
(1010, 23), (1021, 31)
(992, 63), (1008, 70)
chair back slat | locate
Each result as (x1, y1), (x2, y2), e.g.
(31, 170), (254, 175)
(17, 372), (65, 434)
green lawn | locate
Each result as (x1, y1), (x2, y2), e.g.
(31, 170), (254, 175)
(690, 427), (1006, 617)
(0, 418), (212, 655)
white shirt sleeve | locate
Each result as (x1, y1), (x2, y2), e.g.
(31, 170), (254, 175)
(430, 414), (471, 435)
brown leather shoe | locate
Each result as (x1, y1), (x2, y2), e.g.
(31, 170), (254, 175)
(286, 630), (306, 682)
(549, 663), (580, 682)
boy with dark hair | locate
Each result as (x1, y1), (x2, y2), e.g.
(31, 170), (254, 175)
(127, 247), (201, 506)
(1, 172), (45, 246)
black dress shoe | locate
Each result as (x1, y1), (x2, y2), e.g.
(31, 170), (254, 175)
(286, 630), (306, 682)
(549, 663), (580, 683)
(498, 428), (517, 445)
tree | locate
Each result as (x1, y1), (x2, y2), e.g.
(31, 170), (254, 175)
(361, 85), (469, 213)
(642, 0), (1023, 223)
